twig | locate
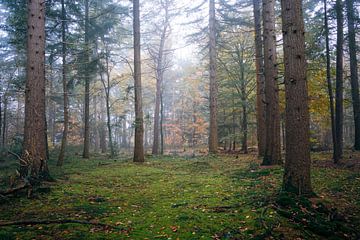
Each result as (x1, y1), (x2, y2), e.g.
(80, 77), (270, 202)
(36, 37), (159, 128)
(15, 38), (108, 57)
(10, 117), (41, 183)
(0, 219), (122, 230)
(7, 150), (28, 167)
(7, 150), (21, 160)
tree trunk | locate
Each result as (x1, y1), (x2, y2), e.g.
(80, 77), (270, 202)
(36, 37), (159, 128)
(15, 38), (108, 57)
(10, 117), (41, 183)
(22, 0), (49, 179)
(241, 80), (248, 154)
(160, 89), (164, 155)
(0, 95), (2, 149)
(48, 61), (56, 147)
(346, 0), (360, 151)
(82, 0), (90, 159)
(104, 49), (115, 157)
(281, 0), (312, 195)
(99, 96), (107, 153)
(262, 0), (281, 165)
(152, 80), (161, 155)
(93, 95), (100, 152)
(323, 0), (337, 160)
(2, 96), (7, 148)
(152, 3), (169, 155)
(209, 0), (218, 154)
(334, 0), (344, 163)
(253, 0), (266, 157)
(232, 90), (236, 151)
(57, 0), (69, 166)
(122, 118), (127, 148)
(133, 0), (145, 162)
(152, 69), (161, 155)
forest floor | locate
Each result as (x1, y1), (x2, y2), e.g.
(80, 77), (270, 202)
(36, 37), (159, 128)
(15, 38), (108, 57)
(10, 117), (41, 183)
(0, 149), (359, 240)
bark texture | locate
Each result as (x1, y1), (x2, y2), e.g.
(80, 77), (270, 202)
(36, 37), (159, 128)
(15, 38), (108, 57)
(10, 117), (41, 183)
(82, 0), (90, 159)
(57, 0), (69, 166)
(208, 0), (218, 154)
(253, 0), (266, 156)
(334, 0), (344, 163)
(281, 0), (312, 195)
(346, 0), (360, 151)
(133, 0), (145, 162)
(22, 0), (49, 178)
(262, 0), (281, 165)
(323, 0), (336, 161)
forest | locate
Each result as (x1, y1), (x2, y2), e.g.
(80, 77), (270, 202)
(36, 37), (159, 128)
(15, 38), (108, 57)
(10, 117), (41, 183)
(0, 0), (359, 239)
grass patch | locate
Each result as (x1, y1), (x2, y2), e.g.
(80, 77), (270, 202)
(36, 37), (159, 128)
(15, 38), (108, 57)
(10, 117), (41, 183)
(0, 151), (359, 239)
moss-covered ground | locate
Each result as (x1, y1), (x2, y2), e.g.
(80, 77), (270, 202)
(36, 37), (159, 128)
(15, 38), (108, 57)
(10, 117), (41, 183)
(0, 150), (359, 239)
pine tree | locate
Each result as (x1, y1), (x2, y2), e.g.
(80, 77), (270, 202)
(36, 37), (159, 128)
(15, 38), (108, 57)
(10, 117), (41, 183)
(133, 0), (145, 162)
(281, 0), (312, 195)
(22, 0), (50, 179)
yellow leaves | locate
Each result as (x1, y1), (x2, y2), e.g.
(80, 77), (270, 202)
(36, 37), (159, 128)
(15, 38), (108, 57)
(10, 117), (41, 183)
(308, 68), (331, 128)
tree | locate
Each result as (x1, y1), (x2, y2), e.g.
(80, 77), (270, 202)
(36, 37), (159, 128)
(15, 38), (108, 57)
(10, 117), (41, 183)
(57, 0), (69, 166)
(133, 0), (145, 162)
(21, 0), (49, 178)
(281, 0), (312, 195)
(323, 0), (336, 161)
(99, 40), (115, 158)
(262, 0), (281, 165)
(209, 0), (218, 154)
(82, 0), (90, 159)
(346, 0), (360, 151)
(334, 0), (344, 163)
(253, 0), (266, 157)
(147, 0), (173, 155)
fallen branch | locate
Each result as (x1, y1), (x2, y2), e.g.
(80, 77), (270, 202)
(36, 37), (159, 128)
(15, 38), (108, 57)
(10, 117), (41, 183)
(0, 219), (122, 230)
(0, 184), (30, 196)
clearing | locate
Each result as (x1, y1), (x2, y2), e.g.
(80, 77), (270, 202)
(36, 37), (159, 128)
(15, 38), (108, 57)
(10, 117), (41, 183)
(0, 151), (359, 239)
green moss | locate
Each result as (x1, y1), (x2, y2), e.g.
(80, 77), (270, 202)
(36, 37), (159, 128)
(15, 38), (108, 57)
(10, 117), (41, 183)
(0, 152), (358, 239)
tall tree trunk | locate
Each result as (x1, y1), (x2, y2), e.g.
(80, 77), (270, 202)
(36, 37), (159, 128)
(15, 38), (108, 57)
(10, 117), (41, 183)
(262, 0), (281, 165)
(242, 104), (248, 154)
(323, 0), (337, 159)
(281, 0), (312, 195)
(152, 1), (170, 155)
(103, 48), (115, 157)
(238, 46), (248, 154)
(209, 0), (218, 154)
(99, 95), (107, 153)
(48, 60), (56, 147)
(232, 90), (236, 151)
(122, 117), (127, 148)
(241, 71), (248, 154)
(253, 0), (266, 157)
(16, 94), (21, 136)
(82, 0), (90, 159)
(2, 96), (7, 148)
(334, 0), (344, 163)
(133, 0), (145, 162)
(0, 95), (2, 149)
(152, 78), (161, 155)
(160, 89), (164, 155)
(94, 94), (100, 152)
(57, 0), (69, 166)
(22, 0), (49, 178)
(346, 0), (360, 151)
